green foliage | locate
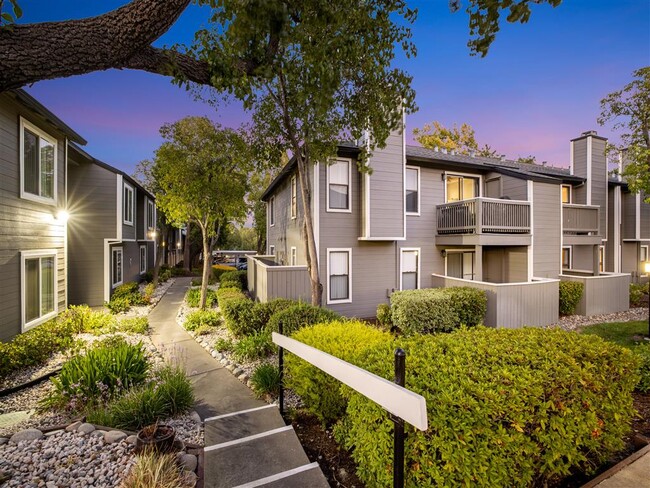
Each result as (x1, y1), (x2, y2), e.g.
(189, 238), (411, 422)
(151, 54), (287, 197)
(559, 281), (584, 315)
(221, 298), (255, 336)
(47, 340), (149, 409)
(184, 309), (221, 331)
(629, 282), (649, 307)
(266, 302), (341, 336)
(581, 320), (648, 348)
(121, 451), (195, 488)
(338, 327), (640, 487)
(286, 321), (392, 424)
(212, 264), (237, 282)
(390, 287), (487, 335)
(375, 303), (392, 329)
(186, 288), (218, 308)
(250, 363), (281, 398)
(106, 282), (147, 314)
(143, 283), (156, 302)
(634, 343), (650, 393)
(220, 270), (247, 289)
(413, 121), (498, 157)
(117, 317), (149, 334)
(232, 331), (274, 361)
(86, 364), (194, 431)
(214, 337), (234, 352)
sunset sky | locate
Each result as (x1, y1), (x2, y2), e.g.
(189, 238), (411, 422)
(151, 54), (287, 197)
(20, 0), (650, 175)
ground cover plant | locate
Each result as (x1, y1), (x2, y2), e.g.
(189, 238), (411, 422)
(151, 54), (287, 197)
(250, 363), (281, 398)
(186, 288), (218, 308)
(121, 451), (195, 488)
(629, 282), (649, 307)
(106, 281), (149, 313)
(184, 309), (221, 332)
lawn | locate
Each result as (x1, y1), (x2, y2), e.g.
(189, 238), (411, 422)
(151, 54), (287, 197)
(581, 320), (648, 348)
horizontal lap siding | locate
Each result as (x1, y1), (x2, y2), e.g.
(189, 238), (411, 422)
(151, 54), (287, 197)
(642, 195), (650, 239)
(368, 131), (404, 238)
(622, 192), (637, 239)
(267, 169), (306, 266)
(501, 175), (528, 201)
(533, 182), (561, 278)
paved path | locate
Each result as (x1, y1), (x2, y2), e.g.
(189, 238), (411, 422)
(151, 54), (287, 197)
(584, 443), (650, 488)
(148, 278), (328, 488)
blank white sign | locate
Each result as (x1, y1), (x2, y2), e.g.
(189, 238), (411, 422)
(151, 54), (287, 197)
(272, 332), (428, 431)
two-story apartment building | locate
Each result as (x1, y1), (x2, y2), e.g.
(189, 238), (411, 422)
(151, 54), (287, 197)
(67, 144), (156, 306)
(250, 124), (646, 328)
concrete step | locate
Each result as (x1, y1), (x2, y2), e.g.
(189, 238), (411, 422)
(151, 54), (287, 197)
(254, 463), (329, 488)
(205, 405), (285, 445)
(204, 427), (326, 488)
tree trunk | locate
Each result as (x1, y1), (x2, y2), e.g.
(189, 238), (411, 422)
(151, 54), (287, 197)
(152, 236), (163, 287)
(183, 222), (191, 271)
(199, 223), (210, 309)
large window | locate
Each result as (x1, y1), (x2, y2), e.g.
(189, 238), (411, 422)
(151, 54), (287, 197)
(20, 118), (57, 204)
(328, 249), (351, 303)
(112, 247), (123, 287)
(561, 185), (572, 204)
(139, 245), (147, 275)
(446, 251), (475, 280)
(269, 197), (275, 226)
(400, 248), (420, 290)
(446, 175), (479, 203)
(562, 246), (572, 270)
(146, 199), (155, 230)
(327, 160), (350, 211)
(290, 176), (297, 219)
(21, 250), (57, 330)
(123, 184), (134, 225)
(405, 167), (419, 214)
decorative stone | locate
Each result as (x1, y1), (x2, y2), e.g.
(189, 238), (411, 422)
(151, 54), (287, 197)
(179, 453), (198, 472)
(104, 431), (127, 444)
(78, 423), (96, 435)
(90, 430), (105, 438)
(0, 437), (9, 445)
(189, 411), (202, 423)
(10, 428), (43, 443)
(125, 435), (137, 445)
(238, 374), (248, 382)
(232, 368), (243, 377)
(211, 350), (218, 358)
(65, 421), (82, 432)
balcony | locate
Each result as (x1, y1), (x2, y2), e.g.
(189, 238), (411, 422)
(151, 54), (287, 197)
(562, 204), (600, 245)
(436, 197), (531, 246)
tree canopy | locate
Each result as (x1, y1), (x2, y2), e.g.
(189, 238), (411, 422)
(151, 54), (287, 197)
(413, 121), (499, 157)
(598, 67), (650, 199)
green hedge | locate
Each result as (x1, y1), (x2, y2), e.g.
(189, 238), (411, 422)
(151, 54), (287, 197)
(186, 288), (218, 308)
(635, 342), (650, 393)
(213, 264), (237, 282)
(221, 297), (295, 337)
(220, 270), (247, 290)
(559, 281), (584, 315)
(184, 309), (222, 331)
(106, 281), (148, 313)
(338, 327), (639, 487)
(267, 302), (342, 336)
(630, 282), (649, 307)
(286, 321), (392, 424)
(390, 287), (487, 335)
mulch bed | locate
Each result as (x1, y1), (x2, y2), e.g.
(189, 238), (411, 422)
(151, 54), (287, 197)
(293, 392), (650, 488)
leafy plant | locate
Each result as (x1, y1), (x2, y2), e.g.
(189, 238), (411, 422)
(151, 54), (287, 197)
(634, 343), (650, 393)
(630, 282), (649, 307)
(219, 270), (248, 289)
(250, 363), (281, 397)
(121, 452), (195, 488)
(221, 298), (255, 336)
(184, 309), (221, 331)
(214, 337), (234, 352)
(212, 264), (236, 282)
(118, 317), (149, 334)
(185, 288), (218, 308)
(106, 282), (148, 314)
(143, 282), (156, 302)
(266, 302), (341, 336)
(375, 303), (392, 329)
(232, 331), (274, 361)
(559, 281), (584, 315)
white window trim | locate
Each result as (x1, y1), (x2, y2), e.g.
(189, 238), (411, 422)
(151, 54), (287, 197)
(112, 247), (124, 288)
(146, 198), (155, 231)
(326, 158), (352, 213)
(269, 197), (275, 227)
(400, 247), (421, 290)
(561, 184), (572, 204)
(641, 245), (649, 276)
(405, 166), (420, 216)
(139, 244), (147, 275)
(123, 183), (135, 226)
(269, 245), (275, 255)
(562, 246), (572, 270)
(21, 249), (58, 332)
(290, 246), (297, 266)
(443, 171), (483, 203)
(290, 176), (297, 220)
(19, 117), (58, 206)
(327, 248), (352, 305)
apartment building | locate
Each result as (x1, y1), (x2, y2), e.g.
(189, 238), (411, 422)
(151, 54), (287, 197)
(250, 125), (647, 328)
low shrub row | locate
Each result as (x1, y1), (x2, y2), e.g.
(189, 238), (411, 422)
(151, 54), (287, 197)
(630, 282), (649, 307)
(388, 287), (487, 335)
(106, 282), (148, 314)
(220, 270), (248, 289)
(185, 288), (218, 308)
(184, 309), (221, 331)
(212, 264), (236, 282)
(559, 280), (584, 315)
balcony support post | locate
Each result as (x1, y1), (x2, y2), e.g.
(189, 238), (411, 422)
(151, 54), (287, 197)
(475, 245), (483, 281)
(593, 244), (600, 276)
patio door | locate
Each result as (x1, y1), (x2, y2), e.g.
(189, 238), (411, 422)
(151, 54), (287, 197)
(446, 251), (475, 280)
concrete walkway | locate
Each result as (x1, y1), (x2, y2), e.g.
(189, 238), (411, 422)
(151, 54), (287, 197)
(583, 443), (650, 488)
(148, 278), (328, 488)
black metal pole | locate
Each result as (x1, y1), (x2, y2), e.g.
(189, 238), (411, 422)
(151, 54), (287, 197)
(278, 321), (284, 418)
(393, 348), (406, 488)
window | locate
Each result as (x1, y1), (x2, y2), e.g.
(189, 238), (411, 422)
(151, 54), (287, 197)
(139, 245), (147, 275)
(123, 184), (134, 225)
(446, 175), (479, 202)
(290, 246), (297, 266)
(405, 167), (419, 214)
(562, 246), (572, 270)
(21, 250), (57, 330)
(328, 249), (351, 303)
(146, 199), (155, 230)
(20, 118), (57, 204)
(112, 247), (123, 287)
(599, 245), (605, 273)
(641, 245), (649, 276)
(269, 245), (275, 255)
(446, 251), (475, 280)
(290, 176), (297, 219)
(400, 249), (419, 290)
(269, 197), (275, 226)
(327, 160), (350, 211)
(561, 185), (572, 204)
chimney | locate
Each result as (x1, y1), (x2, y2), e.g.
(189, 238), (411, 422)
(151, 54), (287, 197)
(570, 131), (607, 209)
(581, 130), (598, 137)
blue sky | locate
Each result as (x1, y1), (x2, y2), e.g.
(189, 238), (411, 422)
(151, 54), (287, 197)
(21, 0), (650, 175)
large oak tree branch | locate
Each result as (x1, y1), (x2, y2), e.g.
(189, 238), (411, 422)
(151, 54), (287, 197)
(122, 46), (212, 86)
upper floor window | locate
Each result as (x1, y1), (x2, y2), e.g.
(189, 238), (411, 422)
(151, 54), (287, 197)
(290, 176), (297, 219)
(446, 174), (479, 203)
(327, 160), (350, 211)
(405, 167), (419, 214)
(20, 118), (57, 205)
(561, 185), (572, 204)
(146, 199), (155, 230)
(269, 197), (275, 226)
(123, 183), (134, 225)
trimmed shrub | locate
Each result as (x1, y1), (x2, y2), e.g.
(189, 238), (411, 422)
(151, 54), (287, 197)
(213, 264), (237, 282)
(220, 270), (247, 289)
(246, 299), (296, 334)
(338, 327), (640, 487)
(286, 321), (392, 424)
(390, 287), (487, 335)
(184, 309), (221, 331)
(221, 298), (256, 336)
(233, 331), (275, 361)
(634, 342), (650, 392)
(185, 288), (218, 308)
(251, 363), (282, 398)
(630, 282), (649, 307)
(375, 303), (392, 329)
(216, 287), (247, 305)
(559, 281), (584, 315)
(267, 302), (341, 336)
(106, 282), (147, 313)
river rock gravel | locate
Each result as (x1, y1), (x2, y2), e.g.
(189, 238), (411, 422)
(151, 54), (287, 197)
(549, 306), (649, 331)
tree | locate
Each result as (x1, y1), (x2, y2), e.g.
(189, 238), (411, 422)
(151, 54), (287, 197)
(150, 116), (252, 308)
(413, 121), (500, 157)
(0, 0), (562, 92)
(598, 67), (650, 200)
(516, 155), (537, 164)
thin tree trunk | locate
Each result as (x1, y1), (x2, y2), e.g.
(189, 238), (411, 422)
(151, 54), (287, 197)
(199, 222), (210, 309)
(183, 221), (191, 271)
(152, 237), (163, 287)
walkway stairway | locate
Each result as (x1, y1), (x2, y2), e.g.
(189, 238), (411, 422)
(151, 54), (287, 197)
(148, 277), (329, 488)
